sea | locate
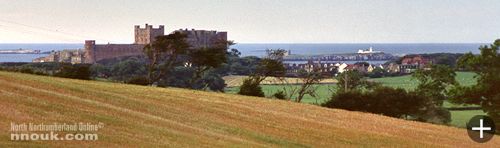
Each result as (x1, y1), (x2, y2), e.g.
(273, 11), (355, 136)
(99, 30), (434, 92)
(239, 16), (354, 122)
(0, 43), (487, 63)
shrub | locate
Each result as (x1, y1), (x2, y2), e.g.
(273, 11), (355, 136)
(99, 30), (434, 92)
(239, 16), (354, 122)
(323, 86), (425, 119)
(126, 76), (149, 86)
(273, 91), (286, 100)
(238, 78), (264, 97)
(19, 67), (34, 74)
(54, 64), (91, 80)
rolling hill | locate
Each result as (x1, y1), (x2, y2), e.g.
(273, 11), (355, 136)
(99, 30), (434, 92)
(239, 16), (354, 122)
(0, 71), (498, 147)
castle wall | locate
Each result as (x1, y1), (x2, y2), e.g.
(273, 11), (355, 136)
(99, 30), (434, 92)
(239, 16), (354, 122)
(93, 44), (144, 62)
(94, 44), (144, 62)
(35, 24), (227, 64)
(175, 29), (228, 49)
(134, 24), (164, 44)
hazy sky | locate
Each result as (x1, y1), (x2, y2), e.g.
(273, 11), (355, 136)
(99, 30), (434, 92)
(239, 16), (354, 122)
(0, 0), (499, 43)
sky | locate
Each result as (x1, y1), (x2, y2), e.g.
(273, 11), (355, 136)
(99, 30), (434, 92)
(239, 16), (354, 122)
(0, 0), (499, 43)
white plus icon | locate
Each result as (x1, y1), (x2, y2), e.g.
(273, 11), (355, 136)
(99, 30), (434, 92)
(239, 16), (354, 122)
(472, 119), (492, 138)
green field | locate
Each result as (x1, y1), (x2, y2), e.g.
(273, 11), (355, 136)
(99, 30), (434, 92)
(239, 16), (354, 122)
(4, 71), (498, 146)
(226, 72), (478, 104)
(370, 72), (478, 90)
(226, 84), (336, 104)
(450, 110), (487, 128)
(225, 72), (485, 128)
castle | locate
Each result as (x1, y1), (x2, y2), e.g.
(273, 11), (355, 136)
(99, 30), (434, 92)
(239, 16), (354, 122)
(34, 24), (227, 64)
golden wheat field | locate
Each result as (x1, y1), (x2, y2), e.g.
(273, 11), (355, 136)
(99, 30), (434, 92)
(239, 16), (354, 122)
(0, 71), (498, 147)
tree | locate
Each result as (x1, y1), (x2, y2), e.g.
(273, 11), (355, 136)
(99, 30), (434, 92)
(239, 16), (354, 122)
(450, 39), (500, 132)
(238, 78), (265, 97)
(126, 76), (149, 86)
(336, 70), (377, 92)
(110, 58), (146, 81)
(156, 66), (226, 92)
(198, 70), (226, 92)
(90, 63), (111, 78)
(413, 65), (457, 106)
(187, 41), (231, 88)
(238, 49), (286, 97)
(143, 32), (189, 85)
(252, 49), (287, 82)
(323, 86), (425, 119)
(54, 63), (91, 80)
(282, 69), (323, 103)
(368, 67), (385, 78)
(324, 65), (454, 124)
(411, 65), (456, 124)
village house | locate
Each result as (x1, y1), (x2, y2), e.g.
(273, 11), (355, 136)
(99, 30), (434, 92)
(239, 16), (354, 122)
(399, 55), (431, 73)
(336, 63), (348, 73)
(385, 62), (400, 73)
(367, 65), (374, 73)
(285, 60), (338, 76)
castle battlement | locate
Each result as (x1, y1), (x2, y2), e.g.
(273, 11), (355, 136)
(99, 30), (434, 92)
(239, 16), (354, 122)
(34, 24), (227, 64)
(135, 23), (165, 30)
(134, 23), (165, 44)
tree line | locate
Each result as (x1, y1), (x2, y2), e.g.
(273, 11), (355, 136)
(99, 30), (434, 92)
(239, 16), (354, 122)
(236, 39), (500, 129)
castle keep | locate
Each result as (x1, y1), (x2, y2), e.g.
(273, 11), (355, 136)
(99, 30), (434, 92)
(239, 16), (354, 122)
(134, 24), (165, 44)
(34, 24), (227, 64)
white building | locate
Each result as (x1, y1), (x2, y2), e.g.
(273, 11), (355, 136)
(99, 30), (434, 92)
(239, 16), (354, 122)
(357, 47), (383, 54)
(337, 63), (348, 73)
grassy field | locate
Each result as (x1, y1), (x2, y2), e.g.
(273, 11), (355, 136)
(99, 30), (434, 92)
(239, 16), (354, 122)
(225, 72), (485, 128)
(370, 72), (478, 90)
(226, 84), (336, 104)
(1, 71), (497, 147)
(225, 72), (478, 104)
(223, 75), (337, 87)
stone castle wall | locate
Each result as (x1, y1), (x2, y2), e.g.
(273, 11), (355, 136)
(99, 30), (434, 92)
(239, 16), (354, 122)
(85, 41), (145, 63)
(175, 29), (228, 49)
(34, 24), (228, 64)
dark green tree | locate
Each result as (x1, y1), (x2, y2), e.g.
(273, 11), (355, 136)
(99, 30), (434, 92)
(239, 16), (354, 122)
(238, 49), (286, 97)
(110, 58), (146, 81)
(323, 86), (425, 119)
(368, 67), (386, 78)
(238, 78), (265, 97)
(411, 65), (456, 124)
(450, 39), (500, 131)
(143, 32), (189, 85)
(187, 41), (231, 88)
(54, 63), (91, 80)
(336, 70), (377, 92)
(90, 63), (111, 78)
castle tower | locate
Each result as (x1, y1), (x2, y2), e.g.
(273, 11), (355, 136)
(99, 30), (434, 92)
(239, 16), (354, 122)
(134, 24), (165, 44)
(83, 40), (96, 63)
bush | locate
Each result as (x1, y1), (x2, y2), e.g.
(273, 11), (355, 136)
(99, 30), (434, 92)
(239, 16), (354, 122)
(19, 67), (34, 74)
(199, 71), (226, 92)
(323, 86), (425, 118)
(238, 78), (264, 97)
(33, 71), (47, 76)
(54, 64), (91, 80)
(273, 91), (286, 100)
(126, 76), (149, 86)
